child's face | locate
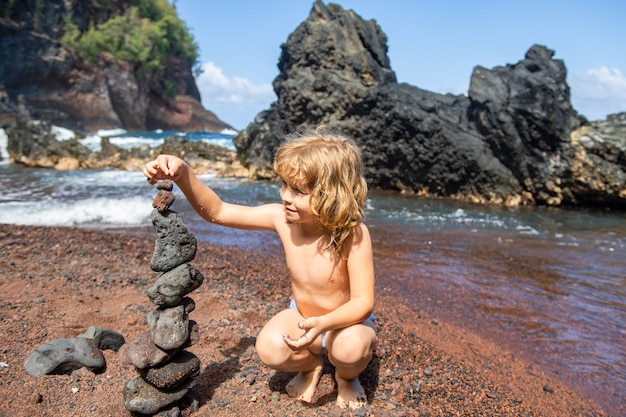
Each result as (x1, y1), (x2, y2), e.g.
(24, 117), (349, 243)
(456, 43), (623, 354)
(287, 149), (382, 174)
(279, 178), (315, 224)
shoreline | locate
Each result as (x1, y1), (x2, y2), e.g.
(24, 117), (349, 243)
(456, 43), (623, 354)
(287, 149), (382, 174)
(0, 224), (610, 416)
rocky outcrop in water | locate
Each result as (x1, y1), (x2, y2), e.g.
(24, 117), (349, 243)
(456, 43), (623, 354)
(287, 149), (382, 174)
(121, 180), (205, 415)
(233, 1), (625, 208)
(4, 101), (245, 175)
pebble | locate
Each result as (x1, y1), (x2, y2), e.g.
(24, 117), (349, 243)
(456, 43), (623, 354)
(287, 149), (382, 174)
(153, 189), (176, 212)
(77, 325), (125, 352)
(147, 304), (190, 350)
(24, 337), (105, 376)
(147, 263), (204, 307)
(124, 331), (173, 369)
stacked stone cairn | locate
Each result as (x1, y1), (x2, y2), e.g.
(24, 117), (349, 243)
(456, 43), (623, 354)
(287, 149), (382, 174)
(123, 180), (205, 416)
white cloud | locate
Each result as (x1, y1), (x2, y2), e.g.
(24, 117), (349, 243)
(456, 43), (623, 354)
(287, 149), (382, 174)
(195, 61), (276, 129)
(196, 61), (275, 104)
(570, 66), (626, 121)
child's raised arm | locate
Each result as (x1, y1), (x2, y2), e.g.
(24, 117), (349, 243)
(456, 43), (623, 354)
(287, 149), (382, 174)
(143, 154), (281, 231)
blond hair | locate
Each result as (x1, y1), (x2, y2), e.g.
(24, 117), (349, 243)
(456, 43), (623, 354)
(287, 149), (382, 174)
(273, 129), (368, 254)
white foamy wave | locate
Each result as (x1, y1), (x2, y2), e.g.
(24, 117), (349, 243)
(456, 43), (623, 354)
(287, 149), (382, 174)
(0, 196), (152, 227)
(108, 136), (163, 149)
(0, 129), (9, 164)
(221, 128), (238, 135)
(51, 125), (76, 141)
(201, 138), (235, 149)
(97, 128), (127, 137)
(516, 224), (540, 235)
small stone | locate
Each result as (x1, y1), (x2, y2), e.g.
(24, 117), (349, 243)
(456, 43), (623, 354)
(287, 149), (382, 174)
(153, 190), (176, 212)
(543, 384), (554, 393)
(156, 180), (174, 191)
(138, 351), (200, 389)
(486, 391), (498, 399)
(24, 338), (105, 376)
(147, 264), (204, 307)
(77, 325), (125, 352)
(150, 210), (197, 272)
(123, 376), (192, 414)
(125, 332), (172, 369)
(423, 366), (433, 376)
(147, 304), (190, 351)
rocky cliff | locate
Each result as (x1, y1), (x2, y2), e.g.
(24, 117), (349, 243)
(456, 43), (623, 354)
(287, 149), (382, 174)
(0, 0), (232, 133)
(234, 1), (625, 208)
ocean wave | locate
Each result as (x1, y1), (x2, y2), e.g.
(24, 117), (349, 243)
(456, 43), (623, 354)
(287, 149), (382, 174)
(0, 196), (152, 227)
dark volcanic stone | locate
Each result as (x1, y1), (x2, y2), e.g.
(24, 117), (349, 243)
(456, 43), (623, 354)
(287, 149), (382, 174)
(147, 304), (190, 351)
(123, 376), (193, 414)
(138, 351), (200, 389)
(24, 337), (105, 376)
(147, 264), (204, 307)
(77, 325), (125, 352)
(150, 209), (197, 272)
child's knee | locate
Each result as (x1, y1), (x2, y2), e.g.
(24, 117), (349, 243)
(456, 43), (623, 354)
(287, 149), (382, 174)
(255, 331), (289, 368)
(328, 329), (374, 365)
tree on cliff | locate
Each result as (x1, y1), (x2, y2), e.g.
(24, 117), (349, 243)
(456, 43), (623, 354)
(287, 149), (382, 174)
(60, 0), (199, 83)
(0, 0), (231, 132)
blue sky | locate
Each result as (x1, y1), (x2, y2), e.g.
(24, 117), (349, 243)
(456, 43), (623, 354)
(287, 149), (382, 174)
(175, 1), (626, 130)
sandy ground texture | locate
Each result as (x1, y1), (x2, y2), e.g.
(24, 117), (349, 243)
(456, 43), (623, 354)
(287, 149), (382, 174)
(0, 224), (610, 417)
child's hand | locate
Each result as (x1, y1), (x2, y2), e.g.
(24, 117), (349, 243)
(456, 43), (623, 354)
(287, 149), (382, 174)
(143, 155), (187, 185)
(282, 317), (322, 351)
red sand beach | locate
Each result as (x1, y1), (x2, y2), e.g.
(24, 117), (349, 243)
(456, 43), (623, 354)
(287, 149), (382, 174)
(0, 224), (610, 416)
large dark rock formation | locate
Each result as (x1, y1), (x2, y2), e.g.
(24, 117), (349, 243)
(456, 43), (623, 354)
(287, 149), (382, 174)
(0, 0), (232, 133)
(234, 1), (625, 208)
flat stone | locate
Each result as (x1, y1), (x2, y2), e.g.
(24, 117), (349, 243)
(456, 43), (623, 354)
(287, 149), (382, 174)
(24, 338), (105, 376)
(156, 180), (174, 191)
(125, 331), (172, 369)
(123, 376), (193, 414)
(147, 264), (204, 307)
(147, 304), (189, 351)
(124, 324), (199, 369)
(150, 209), (197, 272)
(77, 325), (125, 352)
(138, 350), (200, 389)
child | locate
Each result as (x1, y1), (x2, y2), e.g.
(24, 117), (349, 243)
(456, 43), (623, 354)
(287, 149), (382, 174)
(143, 130), (376, 409)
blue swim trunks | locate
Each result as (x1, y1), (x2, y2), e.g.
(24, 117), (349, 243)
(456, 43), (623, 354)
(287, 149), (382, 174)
(288, 299), (376, 349)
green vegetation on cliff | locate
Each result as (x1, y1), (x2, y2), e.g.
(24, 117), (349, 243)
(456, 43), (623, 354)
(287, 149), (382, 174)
(61, 0), (198, 74)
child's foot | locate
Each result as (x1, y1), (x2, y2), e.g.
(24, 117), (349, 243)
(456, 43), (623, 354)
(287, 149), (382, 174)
(335, 375), (367, 409)
(285, 365), (323, 403)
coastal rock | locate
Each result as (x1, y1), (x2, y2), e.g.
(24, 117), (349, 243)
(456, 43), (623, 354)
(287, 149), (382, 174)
(150, 210), (198, 272)
(0, 1), (232, 133)
(233, 1), (625, 209)
(123, 376), (193, 415)
(138, 351), (200, 389)
(24, 337), (105, 376)
(147, 304), (190, 351)
(77, 325), (125, 352)
(147, 263), (204, 307)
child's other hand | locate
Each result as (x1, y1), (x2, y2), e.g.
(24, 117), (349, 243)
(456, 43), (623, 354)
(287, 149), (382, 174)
(143, 155), (186, 184)
(282, 317), (322, 351)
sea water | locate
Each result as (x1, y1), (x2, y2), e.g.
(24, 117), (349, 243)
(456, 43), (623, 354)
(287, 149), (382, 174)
(0, 128), (624, 413)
